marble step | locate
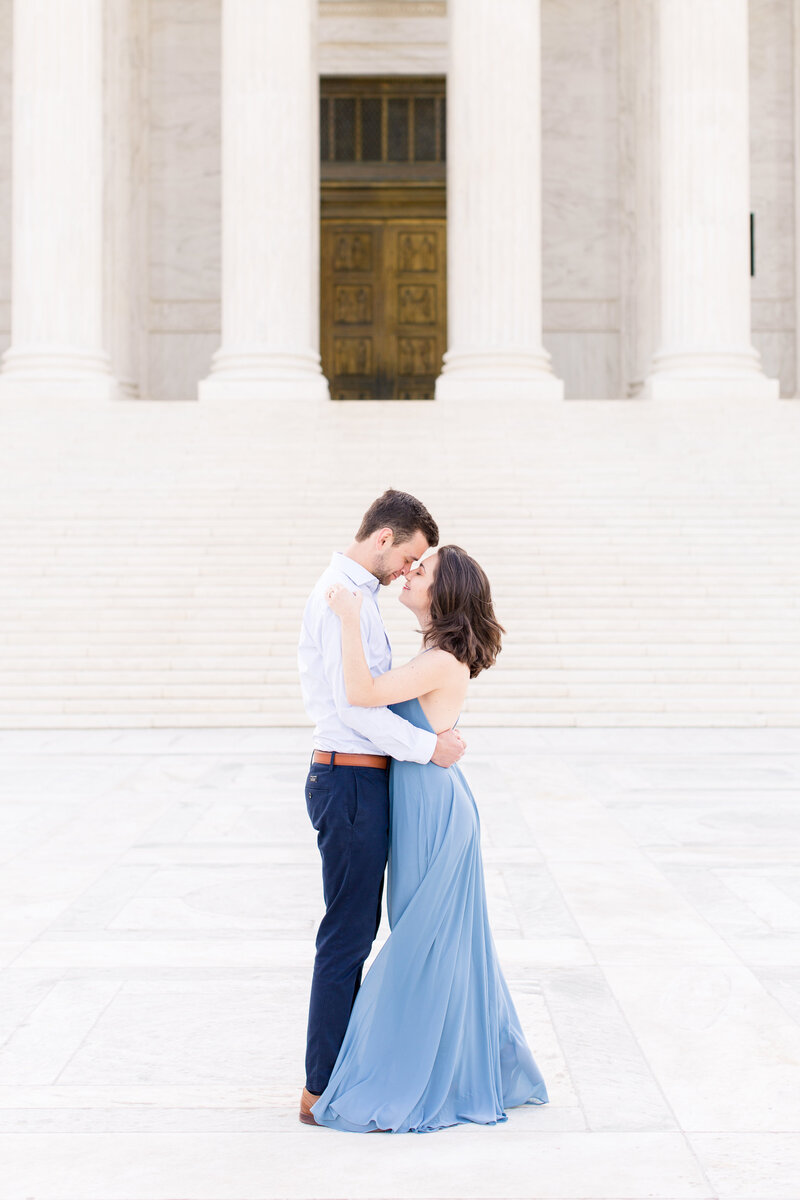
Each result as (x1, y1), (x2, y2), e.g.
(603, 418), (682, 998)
(1, 692), (798, 714)
(1, 386), (797, 730)
(4, 710), (795, 729)
(2, 666), (799, 684)
(1, 645), (799, 662)
(1, 602), (796, 620)
(2, 676), (799, 697)
(4, 579), (795, 593)
(4, 571), (796, 585)
(1, 631), (796, 648)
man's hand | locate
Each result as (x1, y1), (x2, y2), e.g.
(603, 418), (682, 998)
(431, 727), (466, 768)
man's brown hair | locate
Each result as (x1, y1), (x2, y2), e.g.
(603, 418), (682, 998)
(355, 488), (439, 548)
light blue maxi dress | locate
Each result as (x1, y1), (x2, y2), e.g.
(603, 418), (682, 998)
(311, 696), (549, 1134)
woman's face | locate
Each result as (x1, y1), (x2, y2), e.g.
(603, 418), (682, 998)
(399, 551), (438, 619)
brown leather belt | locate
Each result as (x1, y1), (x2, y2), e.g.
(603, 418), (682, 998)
(313, 750), (389, 770)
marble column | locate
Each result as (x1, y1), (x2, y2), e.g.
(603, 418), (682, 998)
(0, 0), (119, 402)
(645, 0), (778, 400)
(199, 0), (329, 402)
(435, 0), (562, 402)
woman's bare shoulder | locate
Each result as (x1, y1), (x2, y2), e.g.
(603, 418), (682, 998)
(422, 646), (470, 679)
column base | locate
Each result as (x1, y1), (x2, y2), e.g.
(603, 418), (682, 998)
(198, 376), (330, 403)
(0, 346), (121, 402)
(435, 350), (564, 402)
(643, 374), (780, 401)
(435, 376), (564, 401)
(198, 348), (330, 402)
(0, 376), (121, 402)
(644, 347), (780, 401)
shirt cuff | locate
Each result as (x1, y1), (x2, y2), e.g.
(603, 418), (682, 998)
(417, 728), (437, 763)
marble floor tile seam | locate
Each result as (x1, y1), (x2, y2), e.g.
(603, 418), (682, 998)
(1, 827), (163, 936)
(582, 855), (800, 981)
(536, 816), (741, 959)
(0, 1086), (591, 1116)
(643, 847), (800, 866)
(541, 849), (800, 1095)
(19, 927), (321, 946)
(604, 797), (800, 816)
(580, 961), (692, 1139)
(516, 864), (713, 1147)
(637, 843), (800, 872)
(5, 1106), (793, 1136)
(0, 1106), (595, 1135)
(3, 1107), (777, 1139)
(0, 1085), (481, 1108)
(20, 928), (590, 955)
(0, 1129), (724, 1200)
(50, 980), (127, 1089)
(741, 983), (800, 1029)
(6, 953), (596, 984)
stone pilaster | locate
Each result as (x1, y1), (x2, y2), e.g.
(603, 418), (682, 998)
(619, 0), (660, 398)
(795, 0), (800, 396)
(199, 0), (329, 402)
(0, 0), (119, 401)
(645, 0), (778, 400)
(103, 0), (147, 400)
(435, 0), (562, 402)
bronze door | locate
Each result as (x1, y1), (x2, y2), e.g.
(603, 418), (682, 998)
(320, 76), (447, 399)
(321, 219), (446, 400)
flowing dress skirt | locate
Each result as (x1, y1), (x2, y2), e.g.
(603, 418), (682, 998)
(311, 697), (549, 1133)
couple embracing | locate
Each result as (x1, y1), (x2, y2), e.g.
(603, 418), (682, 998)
(297, 489), (548, 1134)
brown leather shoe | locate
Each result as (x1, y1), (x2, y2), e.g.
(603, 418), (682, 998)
(299, 1086), (321, 1126)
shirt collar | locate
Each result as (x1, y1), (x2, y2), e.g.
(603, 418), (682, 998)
(331, 551), (380, 595)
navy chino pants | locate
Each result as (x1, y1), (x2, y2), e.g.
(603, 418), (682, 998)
(304, 755), (390, 1096)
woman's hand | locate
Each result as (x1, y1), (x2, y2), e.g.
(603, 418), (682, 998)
(326, 582), (363, 619)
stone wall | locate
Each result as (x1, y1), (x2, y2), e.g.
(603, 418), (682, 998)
(147, 0), (220, 401)
(542, 0), (621, 397)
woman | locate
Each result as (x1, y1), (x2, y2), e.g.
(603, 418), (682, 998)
(311, 545), (549, 1134)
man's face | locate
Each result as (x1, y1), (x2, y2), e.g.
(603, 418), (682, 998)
(371, 529), (430, 586)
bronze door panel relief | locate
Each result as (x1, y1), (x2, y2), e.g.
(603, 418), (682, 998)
(321, 219), (446, 400)
(385, 222), (446, 400)
(321, 225), (385, 398)
(398, 233), (437, 272)
(334, 286), (373, 324)
(332, 233), (372, 271)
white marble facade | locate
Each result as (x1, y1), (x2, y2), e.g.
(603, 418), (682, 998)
(0, 0), (795, 399)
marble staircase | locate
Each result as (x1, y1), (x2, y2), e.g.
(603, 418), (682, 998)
(0, 393), (798, 728)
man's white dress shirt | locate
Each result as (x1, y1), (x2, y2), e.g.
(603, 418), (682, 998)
(298, 552), (436, 763)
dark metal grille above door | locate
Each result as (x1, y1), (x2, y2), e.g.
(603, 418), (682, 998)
(320, 78), (447, 400)
(321, 78), (446, 167)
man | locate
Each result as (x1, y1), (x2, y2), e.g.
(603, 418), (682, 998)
(297, 489), (466, 1125)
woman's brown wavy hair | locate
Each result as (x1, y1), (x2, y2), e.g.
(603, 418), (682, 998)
(423, 545), (504, 678)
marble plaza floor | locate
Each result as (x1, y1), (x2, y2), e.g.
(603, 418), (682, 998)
(0, 725), (799, 1200)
